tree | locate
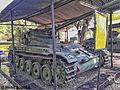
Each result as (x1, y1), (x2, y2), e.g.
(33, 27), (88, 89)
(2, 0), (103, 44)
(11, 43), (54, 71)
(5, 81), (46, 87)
(0, 20), (37, 41)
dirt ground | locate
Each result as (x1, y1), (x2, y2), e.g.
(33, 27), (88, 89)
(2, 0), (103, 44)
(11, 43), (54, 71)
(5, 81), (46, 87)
(0, 53), (120, 90)
(105, 53), (120, 90)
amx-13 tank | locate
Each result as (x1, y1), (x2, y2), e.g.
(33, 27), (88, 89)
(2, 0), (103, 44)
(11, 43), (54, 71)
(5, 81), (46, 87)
(9, 29), (99, 85)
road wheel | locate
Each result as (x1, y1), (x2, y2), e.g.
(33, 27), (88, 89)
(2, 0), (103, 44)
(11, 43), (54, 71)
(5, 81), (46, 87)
(32, 62), (41, 79)
(56, 65), (66, 85)
(19, 58), (25, 71)
(41, 64), (52, 84)
(25, 60), (32, 75)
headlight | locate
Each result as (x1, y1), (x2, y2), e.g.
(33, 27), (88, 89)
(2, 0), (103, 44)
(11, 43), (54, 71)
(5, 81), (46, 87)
(93, 57), (99, 64)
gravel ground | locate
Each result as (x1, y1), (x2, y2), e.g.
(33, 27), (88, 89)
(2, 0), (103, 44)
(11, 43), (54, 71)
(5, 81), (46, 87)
(0, 71), (14, 90)
(15, 67), (99, 90)
(105, 53), (120, 90)
(15, 63), (120, 90)
(0, 53), (120, 90)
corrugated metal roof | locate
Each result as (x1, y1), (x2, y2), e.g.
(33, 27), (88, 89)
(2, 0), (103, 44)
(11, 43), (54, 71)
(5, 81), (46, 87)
(82, 0), (120, 11)
(26, 1), (93, 25)
(0, 0), (93, 24)
(0, 0), (53, 22)
(0, 0), (120, 24)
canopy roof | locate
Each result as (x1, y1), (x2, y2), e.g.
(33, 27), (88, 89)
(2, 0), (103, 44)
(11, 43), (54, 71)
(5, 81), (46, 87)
(0, 0), (120, 25)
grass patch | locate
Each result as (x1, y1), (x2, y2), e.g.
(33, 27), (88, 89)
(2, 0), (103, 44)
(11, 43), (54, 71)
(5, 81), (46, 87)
(1, 64), (10, 76)
(0, 44), (10, 49)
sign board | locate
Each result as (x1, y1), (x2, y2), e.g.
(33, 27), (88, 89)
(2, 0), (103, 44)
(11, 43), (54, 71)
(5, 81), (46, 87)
(95, 11), (107, 50)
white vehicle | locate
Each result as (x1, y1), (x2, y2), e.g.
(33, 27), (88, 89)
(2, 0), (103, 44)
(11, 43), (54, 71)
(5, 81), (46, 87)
(0, 50), (8, 62)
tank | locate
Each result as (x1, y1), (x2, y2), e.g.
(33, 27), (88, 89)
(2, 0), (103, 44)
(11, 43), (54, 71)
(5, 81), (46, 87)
(108, 31), (120, 53)
(8, 29), (100, 85)
(82, 38), (110, 63)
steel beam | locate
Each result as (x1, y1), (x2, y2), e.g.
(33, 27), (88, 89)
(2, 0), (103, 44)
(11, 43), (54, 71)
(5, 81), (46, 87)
(10, 10), (16, 75)
(55, 0), (120, 31)
(100, 0), (120, 10)
(110, 11), (113, 68)
(0, 55), (2, 70)
(56, 11), (93, 31)
(0, 0), (25, 22)
(0, 23), (38, 27)
(112, 23), (120, 28)
(0, 70), (23, 89)
(25, 0), (73, 19)
(97, 51), (102, 90)
(51, 0), (57, 90)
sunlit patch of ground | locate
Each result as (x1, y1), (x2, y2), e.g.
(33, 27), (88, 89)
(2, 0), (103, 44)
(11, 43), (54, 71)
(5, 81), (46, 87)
(0, 63), (13, 90)
(105, 53), (120, 90)
(113, 53), (120, 67)
(1, 63), (10, 76)
(0, 53), (120, 90)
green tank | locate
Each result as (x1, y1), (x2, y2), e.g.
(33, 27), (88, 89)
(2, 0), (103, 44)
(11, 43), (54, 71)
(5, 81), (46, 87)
(8, 29), (100, 85)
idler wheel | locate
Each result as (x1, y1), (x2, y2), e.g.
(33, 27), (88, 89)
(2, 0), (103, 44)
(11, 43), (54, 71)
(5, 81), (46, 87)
(25, 60), (32, 75)
(19, 58), (25, 71)
(32, 62), (41, 79)
(41, 64), (52, 84)
(56, 66), (66, 85)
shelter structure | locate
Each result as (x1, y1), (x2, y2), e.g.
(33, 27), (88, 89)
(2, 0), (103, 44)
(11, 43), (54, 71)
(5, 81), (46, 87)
(0, 0), (120, 90)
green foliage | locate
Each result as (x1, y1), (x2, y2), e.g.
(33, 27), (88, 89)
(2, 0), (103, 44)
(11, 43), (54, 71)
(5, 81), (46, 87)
(1, 65), (10, 75)
(112, 11), (120, 21)
(114, 28), (120, 32)
(0, 20), (37, 41)
(113, 28), (120, 38)
(0, 44), (11, 49)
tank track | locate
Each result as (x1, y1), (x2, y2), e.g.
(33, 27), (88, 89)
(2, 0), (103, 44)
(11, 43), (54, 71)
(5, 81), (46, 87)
(8, 51), (76, 86)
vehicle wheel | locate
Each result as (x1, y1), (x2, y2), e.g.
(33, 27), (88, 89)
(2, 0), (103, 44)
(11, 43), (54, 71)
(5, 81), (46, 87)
(41, 64), (52, 84)
(114, 73), (120, 84)
(32, 62), (41, 79)
(100, 56), (105, 66)
(56, 65), (66, 85)
(25, 60), (32, 75)
(114, 76), (120, 84)
(51, 58), (66, 85)
(19, 58), (25, 71)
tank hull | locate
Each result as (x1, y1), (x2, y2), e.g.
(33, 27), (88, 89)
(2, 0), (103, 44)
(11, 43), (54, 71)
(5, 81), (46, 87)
(8, 29), (100, 85)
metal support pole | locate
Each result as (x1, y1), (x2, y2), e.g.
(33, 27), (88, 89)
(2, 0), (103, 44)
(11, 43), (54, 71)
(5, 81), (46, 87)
(67, 30), (68, 43)
(110, 11), (113, 68)
(10, 10), (16, 75)
(50, 0), (57, 90)
(58, 30), (60, 40)
(25, 20), (27, 26)
(0, 55), (1, 71)
(97, 51), (101, 90)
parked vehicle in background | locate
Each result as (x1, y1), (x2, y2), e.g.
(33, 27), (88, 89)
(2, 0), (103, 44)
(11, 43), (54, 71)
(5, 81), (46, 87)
(108, 31), (120, 53)
(0, 50), (8, 62)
